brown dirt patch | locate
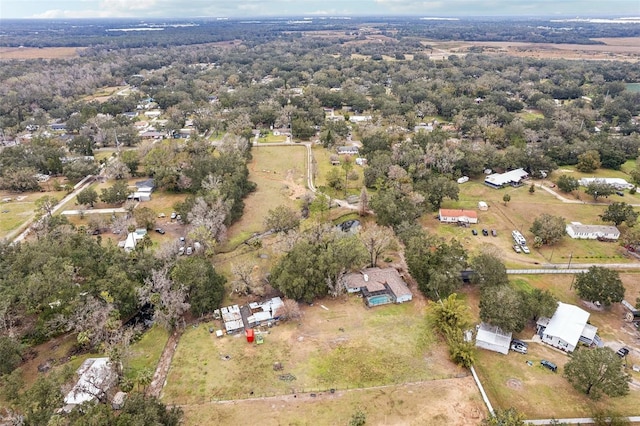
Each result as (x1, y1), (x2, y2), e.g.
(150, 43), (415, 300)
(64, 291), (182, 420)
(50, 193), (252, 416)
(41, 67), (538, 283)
(179, 376), (487, 426)
(0, 47), (84, 60)
(506, 378), (523, 390)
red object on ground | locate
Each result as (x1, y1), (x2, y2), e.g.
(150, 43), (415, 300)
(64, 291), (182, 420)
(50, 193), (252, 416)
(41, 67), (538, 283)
(246, 328), (254, 343)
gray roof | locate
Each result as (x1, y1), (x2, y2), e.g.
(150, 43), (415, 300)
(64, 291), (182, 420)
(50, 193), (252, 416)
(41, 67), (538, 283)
(566, 223), (619, 236)
(343, 267), (412, 300)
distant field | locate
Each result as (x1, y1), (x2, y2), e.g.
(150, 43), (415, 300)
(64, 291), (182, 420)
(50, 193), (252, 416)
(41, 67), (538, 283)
(0, 47), (84, 60)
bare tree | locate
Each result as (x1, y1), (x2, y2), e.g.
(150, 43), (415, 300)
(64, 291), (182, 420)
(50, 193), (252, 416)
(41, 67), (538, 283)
(275, 299), (302, 322)
(359, 223), (396, 267)
(187, 196), (229, 243)
(103, 158), (131, 180)
(231, 261), (264, 295)
(359, 186), (369, 216)
(138, 268), (190, 331)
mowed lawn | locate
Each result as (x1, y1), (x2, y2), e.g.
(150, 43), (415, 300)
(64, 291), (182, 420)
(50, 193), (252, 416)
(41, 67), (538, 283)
(162, 297), (464, 405)
(0, 189), (68, 239)
(429, 179), (637, 268)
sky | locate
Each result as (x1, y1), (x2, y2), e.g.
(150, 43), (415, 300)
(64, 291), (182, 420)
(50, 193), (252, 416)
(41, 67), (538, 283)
(1, 0), (639, 20)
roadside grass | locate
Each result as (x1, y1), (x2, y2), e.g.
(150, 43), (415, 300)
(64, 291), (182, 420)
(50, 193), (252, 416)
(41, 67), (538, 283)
(162, 297), (462, 405)
(125, 326), (169, 380)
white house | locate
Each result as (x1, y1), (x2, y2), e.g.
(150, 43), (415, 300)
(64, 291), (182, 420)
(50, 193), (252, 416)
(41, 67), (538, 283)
(475, 323), (512, 355)
(438, 209), (479, 225)
(484, 168), (528, 189)
(336, 146), (359, 155)
(566, 222), (620, 240)
(63, 358), (117, 412)
(536, 302), (599, 353)
(578, 177), (634, 190)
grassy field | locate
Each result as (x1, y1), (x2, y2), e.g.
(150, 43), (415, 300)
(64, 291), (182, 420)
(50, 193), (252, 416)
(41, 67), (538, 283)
(162, 297), (464, 405)
(472, 272), (640, 419)
(223, 145), (307, 250)
(126, 326), (169, 380)
(429, 179), (635, 268)
(179, 376), (485, 426)
(0, 188), (70, 240)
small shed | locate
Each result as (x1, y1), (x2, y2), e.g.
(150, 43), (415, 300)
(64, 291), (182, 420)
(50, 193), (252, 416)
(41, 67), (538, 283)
(475, 323), (512, 355)
(246, 328), (255, 343)
(478, 201), (488, 211)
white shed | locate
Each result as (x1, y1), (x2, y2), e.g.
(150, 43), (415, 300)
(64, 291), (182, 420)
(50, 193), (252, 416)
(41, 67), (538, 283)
(475, 323), (512, 355)
(478, 201), (488, 211)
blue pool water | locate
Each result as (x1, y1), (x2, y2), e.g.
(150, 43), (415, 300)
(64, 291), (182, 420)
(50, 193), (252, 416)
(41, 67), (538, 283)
(367, 295), (392, 306)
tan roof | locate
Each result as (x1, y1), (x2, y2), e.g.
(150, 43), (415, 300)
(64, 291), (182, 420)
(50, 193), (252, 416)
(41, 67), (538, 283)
(344, 267), (412, 299)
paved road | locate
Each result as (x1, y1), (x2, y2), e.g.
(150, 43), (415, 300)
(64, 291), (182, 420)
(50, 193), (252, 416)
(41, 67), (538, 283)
(9, 174), (95, 244)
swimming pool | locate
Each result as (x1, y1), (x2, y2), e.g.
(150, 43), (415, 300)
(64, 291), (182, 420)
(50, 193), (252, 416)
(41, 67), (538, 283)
(367, 294), (392, 307)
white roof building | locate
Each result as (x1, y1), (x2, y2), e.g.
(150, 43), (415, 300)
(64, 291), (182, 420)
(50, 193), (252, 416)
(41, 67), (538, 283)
(484, 168), (528, 189)
(566, 222), (620, 240)
(578, 177), (634, 190)
(536, 302), (598, 353)
(63, 358), (116, 411)
(475, 323), (512, 355)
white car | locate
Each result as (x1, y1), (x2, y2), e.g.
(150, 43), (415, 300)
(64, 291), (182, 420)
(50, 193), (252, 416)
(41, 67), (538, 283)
(510, 343), (527, 354)
(521, 245), (530, 254)
(513, 245), (522, 253)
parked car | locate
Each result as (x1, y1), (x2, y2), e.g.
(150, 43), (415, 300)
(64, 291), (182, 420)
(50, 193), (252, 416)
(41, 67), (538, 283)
(472, 229), (478, 236)
(541, 360), (557, 372)
(158, 213), (166, 218)
(155, 228), (165, 234)
(186, 246), (193, 255)
(170, 212), (177, 220)
(178, 247), (185, 256)
(616, 347), (630, 357)
(513, 245), (522, 253)
(616, 191), (625, 197)
(511, 339), (528, 348)
(482, 229), (489, 236)
(521, 245), (531, 254)
(491, 229), (497, 237)
(510, 343), (527, 354)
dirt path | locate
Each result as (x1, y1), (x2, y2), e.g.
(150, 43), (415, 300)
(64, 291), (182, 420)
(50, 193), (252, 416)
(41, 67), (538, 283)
(147, 330), (182, 398)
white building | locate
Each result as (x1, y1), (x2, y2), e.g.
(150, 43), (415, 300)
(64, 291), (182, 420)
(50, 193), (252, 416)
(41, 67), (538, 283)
(566, 222), (620, 240)
(484, 168), (528, 189)
(475, 323), (512, 355)
(578, 177), (634, 190)
(536, 302), (599, 353)
(63, 358), (117, 412)
(438, 209), (479, 225)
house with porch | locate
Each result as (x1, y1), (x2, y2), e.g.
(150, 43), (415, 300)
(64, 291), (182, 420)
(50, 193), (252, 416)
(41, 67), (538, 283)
(536, 302), (600, 353)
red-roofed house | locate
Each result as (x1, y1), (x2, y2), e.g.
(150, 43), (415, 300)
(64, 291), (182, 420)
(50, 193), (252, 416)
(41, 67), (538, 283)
(438, 209), (478, 224)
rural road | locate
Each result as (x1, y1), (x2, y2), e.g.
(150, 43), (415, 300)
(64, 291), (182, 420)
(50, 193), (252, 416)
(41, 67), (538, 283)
(536, 183), (640, 207)
(9, 174), (95, 244)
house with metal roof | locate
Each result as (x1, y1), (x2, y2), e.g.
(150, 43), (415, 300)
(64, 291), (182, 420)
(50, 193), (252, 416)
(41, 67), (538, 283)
(566, 222), (620, 240)
(536, 302), (599, 353)
(484, 168), (528, 189)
